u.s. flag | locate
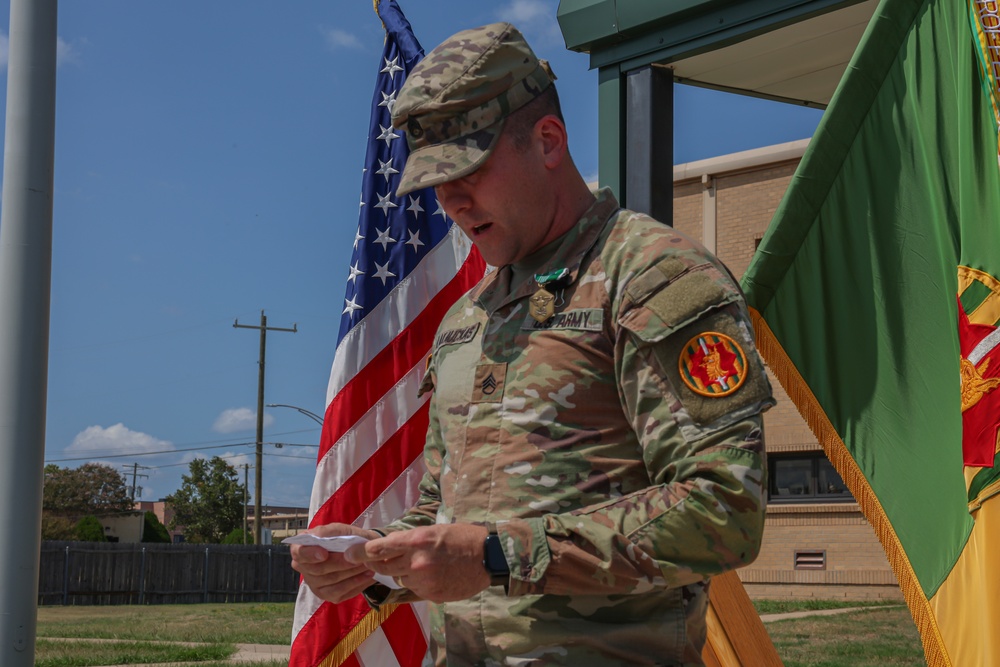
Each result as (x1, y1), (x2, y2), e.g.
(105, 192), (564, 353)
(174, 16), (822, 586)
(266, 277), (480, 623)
(289, 2), (485, 665)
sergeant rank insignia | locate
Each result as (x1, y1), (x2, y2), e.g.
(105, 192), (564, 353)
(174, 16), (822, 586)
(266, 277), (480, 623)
(678, 332), (748, 397)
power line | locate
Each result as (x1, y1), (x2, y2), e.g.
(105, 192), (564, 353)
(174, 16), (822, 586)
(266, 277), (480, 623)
(167, 429), (315, 448)
(45, 441), (254, 463)
(43, 428), (319, 464)
(263, 452), (318, 460)
(131, 452), (257, 471)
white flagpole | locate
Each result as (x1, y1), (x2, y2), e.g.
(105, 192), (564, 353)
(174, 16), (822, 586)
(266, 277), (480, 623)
(0, 0), (58, 664)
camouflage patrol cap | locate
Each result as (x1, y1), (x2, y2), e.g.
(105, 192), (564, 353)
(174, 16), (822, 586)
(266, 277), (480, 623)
(392, 22), (555, 197)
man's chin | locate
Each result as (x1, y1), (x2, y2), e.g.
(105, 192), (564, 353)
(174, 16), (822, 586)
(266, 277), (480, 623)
(472, 246), (511, 268)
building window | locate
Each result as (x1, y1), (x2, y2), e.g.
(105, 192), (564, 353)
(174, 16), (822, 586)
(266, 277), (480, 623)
(768, 453), (852, 503)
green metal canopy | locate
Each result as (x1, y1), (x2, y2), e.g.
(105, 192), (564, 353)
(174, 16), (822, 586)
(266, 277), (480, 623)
(556, 0), (876, 214)
(558, 0), (875, 107)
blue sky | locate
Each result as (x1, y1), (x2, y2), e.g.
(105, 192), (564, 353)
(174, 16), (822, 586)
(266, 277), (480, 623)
(0, 1), (823, 508)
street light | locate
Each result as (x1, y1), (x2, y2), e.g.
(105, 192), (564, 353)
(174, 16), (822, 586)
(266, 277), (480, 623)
(266, 403), (324, 425)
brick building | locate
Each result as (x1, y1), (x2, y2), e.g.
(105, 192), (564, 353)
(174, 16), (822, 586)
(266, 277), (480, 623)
(248, 510), (310, 543)
(673, 139), (902, 602)
(134, 499), (184, 543)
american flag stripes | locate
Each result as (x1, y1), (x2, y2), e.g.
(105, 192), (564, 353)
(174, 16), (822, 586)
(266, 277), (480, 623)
(289, 2), (485, 665)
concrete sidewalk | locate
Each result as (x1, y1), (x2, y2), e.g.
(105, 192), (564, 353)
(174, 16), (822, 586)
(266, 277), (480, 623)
(759, 604), (904, 622)
(44, 637), (290, 665)
(229, 642), (291, 663)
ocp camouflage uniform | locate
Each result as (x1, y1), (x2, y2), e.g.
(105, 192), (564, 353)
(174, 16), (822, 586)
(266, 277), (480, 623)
(376, 188), (775, 666)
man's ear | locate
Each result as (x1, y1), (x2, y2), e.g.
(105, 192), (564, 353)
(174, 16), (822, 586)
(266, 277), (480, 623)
(535, 115), (568, 169)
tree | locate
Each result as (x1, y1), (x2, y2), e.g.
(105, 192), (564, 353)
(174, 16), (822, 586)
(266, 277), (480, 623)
(222, 527), (251, 545)
(75, 515), (106, 542)
(165, 456), (245, 543)
(43, 463), (132, 519)
(41, 515), (76, 541)
(141, 511), (171, 543)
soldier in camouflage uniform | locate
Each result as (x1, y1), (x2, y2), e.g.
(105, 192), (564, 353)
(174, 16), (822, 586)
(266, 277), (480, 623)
(292, 22), (775, 667)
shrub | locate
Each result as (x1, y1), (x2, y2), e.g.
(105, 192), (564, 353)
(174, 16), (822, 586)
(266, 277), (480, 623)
(142, 511), (171, 543)
(222, 527), (252, 544)
(75, 515), (107, 542)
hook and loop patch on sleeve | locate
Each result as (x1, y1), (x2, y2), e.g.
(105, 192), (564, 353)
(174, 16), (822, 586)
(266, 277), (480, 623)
(620, 256), (772, 428)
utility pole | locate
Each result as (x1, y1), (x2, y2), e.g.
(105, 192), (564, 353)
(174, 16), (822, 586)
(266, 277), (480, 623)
(243, 463), (249, 545)
(122, 463), (149, 502)
(233, 310), (296, 545)
(0, 1), (58, 666)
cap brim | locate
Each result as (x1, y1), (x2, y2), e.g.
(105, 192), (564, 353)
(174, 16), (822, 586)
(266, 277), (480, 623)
(396, 123), (504, 198)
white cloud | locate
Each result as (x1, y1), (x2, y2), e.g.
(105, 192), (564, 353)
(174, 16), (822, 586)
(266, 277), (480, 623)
(222, 450), (253, 469)
(321, 27), (363, 51)
(495, 0), (562, 45)
(0, 32), (82, 71)
(213, 407), (273, 434)
(500, 0), (550, 23)
(68, 423), (172, 454)
(180, 451), (203, 465)
(57, 37), (80, 66)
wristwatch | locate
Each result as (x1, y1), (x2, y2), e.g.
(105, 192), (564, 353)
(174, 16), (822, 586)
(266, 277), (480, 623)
(483, 522), (510, 589)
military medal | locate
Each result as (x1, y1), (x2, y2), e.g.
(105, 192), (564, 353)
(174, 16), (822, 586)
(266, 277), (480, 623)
(530, 268), (569, 324)
(529, 286), (556, 323)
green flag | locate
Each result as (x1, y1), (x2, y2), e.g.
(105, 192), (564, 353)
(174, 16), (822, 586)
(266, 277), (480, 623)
(742, 0), (1000, 664)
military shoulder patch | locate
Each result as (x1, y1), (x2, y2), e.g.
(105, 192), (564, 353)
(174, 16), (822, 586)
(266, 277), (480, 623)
(678, 332), (748, 397)
(633, 306), (774, 429)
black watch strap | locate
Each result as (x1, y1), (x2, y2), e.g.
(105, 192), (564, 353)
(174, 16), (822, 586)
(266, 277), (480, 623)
(483, 521), (510, 589)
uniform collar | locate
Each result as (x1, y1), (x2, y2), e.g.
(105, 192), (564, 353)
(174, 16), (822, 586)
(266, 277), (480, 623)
(472, 188), (620, 314)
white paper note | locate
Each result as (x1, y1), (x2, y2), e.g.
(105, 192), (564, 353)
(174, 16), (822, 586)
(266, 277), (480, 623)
(282, 533), (401, 589)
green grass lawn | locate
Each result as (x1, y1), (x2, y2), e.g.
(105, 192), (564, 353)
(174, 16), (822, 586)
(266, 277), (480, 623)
(36, 602), (293, 666)
(764, 606), (926, 666)
(35, 599), (926, 666)
(37, 602), (294, 645)
(35, 639), (233, 667)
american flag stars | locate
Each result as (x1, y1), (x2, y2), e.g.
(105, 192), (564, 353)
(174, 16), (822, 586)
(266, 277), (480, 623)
(377, 124), (400, 146)
(338, 39), (454, 337)
(377, 159), (399, 182)
(373, 227), (397, 250)
(405, 229), (424, 252)
(380, 55), (404, 78)
(293, 7), (484, 662)
(379, 90), (398, 113)
(375, 191), (398, 214)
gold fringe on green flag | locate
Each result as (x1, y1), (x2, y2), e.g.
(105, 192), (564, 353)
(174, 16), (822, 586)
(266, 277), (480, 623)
(743, 0), (1000, 663)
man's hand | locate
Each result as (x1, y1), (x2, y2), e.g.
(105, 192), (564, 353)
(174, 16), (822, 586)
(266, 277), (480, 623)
(290, 523), (382, 604)
(345, 523), (491, 603)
